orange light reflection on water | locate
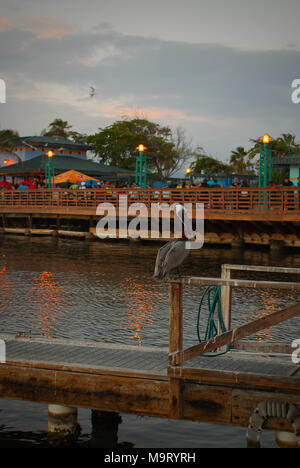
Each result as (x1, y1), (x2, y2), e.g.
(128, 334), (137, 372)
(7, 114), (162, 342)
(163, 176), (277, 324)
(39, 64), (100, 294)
(0, 254), (13, 313)
(254, 291), (277, 342)
(120, 277), (162, 345)
(28, 271), (66, 337)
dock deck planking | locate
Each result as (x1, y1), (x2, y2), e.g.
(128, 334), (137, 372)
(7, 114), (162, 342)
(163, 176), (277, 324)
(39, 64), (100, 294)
(0, 333), (299, 432)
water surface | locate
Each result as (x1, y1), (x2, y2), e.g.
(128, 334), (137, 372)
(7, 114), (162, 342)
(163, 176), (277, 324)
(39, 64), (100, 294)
(0, 235), (299, 448)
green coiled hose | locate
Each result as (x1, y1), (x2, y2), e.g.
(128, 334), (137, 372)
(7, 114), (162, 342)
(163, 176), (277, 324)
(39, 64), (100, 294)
(196, 285), (231, 357)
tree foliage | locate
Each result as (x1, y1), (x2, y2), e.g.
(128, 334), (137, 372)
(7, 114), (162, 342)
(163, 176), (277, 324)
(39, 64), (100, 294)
(41, 118), (88, 143)
(248, 133), (300, 159)
(41, 119), (73, 139)
(190, 146), (232, 175)
(229, 146), (255, 174)
(0, 129), (19, 152)
(87, 118), (192, 178)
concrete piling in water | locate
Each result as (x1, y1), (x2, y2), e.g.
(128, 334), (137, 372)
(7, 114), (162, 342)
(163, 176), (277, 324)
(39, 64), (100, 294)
(48, 404), (80, 446)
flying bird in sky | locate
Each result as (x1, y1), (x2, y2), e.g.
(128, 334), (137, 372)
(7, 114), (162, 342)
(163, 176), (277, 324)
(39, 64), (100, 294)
(89, 86), (96, 98)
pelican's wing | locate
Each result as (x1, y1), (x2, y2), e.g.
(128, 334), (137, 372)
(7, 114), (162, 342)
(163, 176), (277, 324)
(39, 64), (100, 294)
(160, 241), (190, 279)
(153, 241), (174, 278)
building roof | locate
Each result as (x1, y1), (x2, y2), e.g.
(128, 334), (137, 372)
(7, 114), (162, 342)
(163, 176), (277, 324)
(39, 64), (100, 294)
(273, 154), (300, 166)
(14, 135), (92, 151)
(0, 154), (135, 179)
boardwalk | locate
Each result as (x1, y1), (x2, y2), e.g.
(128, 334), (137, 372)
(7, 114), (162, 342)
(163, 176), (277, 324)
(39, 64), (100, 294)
(1, 187), (300, 247)
(0, 187), (300, 221)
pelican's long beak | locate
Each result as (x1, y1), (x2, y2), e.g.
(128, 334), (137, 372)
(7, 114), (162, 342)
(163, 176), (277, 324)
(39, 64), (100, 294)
(183, 217), (195, 240)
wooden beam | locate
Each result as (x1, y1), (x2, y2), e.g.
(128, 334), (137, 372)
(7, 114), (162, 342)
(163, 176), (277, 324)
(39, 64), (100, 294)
(223, 264), (300, 275)
(168, 282), (183, 418)
(220, 265), (232, 332)
(170, 301), (300, 366)
(169, 283), (183, 356)
(168, 366), (300, 394)
(0, 364), (169, 418)
(231, 340), (293, 355)
(168, 276), (300, 290)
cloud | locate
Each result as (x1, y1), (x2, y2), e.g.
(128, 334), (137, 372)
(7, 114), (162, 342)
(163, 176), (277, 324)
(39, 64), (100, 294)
(20, 15), (74, 40)
(1, 19), (300, 157)
(0, 15), (73, 40)
(0, 16), (12, 32)
(102, 103), (232, 127)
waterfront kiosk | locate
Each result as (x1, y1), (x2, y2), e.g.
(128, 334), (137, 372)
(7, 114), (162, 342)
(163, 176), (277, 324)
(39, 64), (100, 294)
(273, 153), (300, 185)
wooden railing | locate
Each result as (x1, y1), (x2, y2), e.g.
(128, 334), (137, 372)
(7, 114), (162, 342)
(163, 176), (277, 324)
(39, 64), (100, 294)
(167, 265), (300, 417)
(0, 187), (300, 214)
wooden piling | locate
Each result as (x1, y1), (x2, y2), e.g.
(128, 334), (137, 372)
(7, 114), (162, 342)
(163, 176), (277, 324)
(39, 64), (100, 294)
(169, 282), (183, 419)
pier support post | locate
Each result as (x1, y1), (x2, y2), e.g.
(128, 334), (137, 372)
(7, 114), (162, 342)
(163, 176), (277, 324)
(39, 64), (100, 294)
(48, 404), (80, 446)
(270, 240), (284, 252)
(168, 282), (183, 419)
(220, 265), (232, 333)
(231, 238), (244, 249)
(90, 410), (122, 448)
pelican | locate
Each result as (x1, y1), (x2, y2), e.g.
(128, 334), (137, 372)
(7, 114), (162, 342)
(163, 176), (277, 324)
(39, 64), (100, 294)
(153, 204), (193, 280)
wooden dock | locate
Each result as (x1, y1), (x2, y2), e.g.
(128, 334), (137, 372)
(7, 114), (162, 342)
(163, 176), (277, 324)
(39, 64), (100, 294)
(1, 187), (300, 247)
(1, 186), (300, 221)
(0, 264), (299, 446)
(0, 334), (298, 427)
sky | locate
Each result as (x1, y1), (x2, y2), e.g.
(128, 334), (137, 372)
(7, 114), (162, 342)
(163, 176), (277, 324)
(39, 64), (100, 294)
(1, 0), (300, 171)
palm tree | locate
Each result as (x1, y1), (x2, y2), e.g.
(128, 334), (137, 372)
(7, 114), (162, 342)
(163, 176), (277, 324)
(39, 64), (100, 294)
(248, 133), (300, 159)
(229, 146), (252, 174)
(0, 129), (22, 165)
(190, 146), (231, 175)
(0, 129), (19, 151)
(41, 119), (73, 139)
(277, 133), (300, 154)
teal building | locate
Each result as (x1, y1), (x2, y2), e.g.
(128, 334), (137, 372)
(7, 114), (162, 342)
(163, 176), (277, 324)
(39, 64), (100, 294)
(273, 154), (300, 185)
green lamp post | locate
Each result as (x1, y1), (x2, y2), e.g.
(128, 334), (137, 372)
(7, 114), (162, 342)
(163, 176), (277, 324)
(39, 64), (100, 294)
(185, 167), (192, 185)
(135, 144), (148, 188)
(45, 150), (55, 188)
(258, 134), (273, 188)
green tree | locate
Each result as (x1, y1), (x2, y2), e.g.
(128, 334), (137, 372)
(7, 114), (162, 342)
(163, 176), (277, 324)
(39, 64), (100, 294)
(229, 146), (254, 174)
(88, 118), (192, 178)
(41, 119), (88, 144)
(190, 146), (231, 175)
(0, 129), (19, 152)
(0, 129), (22, 164)
(41, 119), (73, 139)
(276, 133), (300, 154)
(248, 133), (300, 159)
(68, 131), (88, 144)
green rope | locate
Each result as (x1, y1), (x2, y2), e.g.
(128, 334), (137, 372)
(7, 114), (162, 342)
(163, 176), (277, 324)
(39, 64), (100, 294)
(196, 285), (230, 357)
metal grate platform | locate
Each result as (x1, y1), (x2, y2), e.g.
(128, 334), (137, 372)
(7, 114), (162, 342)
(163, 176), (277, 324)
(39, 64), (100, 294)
(1, 334), (297, 379)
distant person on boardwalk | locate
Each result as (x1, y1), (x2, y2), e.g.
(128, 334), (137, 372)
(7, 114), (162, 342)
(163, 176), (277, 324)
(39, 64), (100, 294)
(201, 178), (209, 188)
(282, 178), (294, 210)
(230, 177), (240, 188)
(282, 178), (293, 187)
(239, 179), (250, 209)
